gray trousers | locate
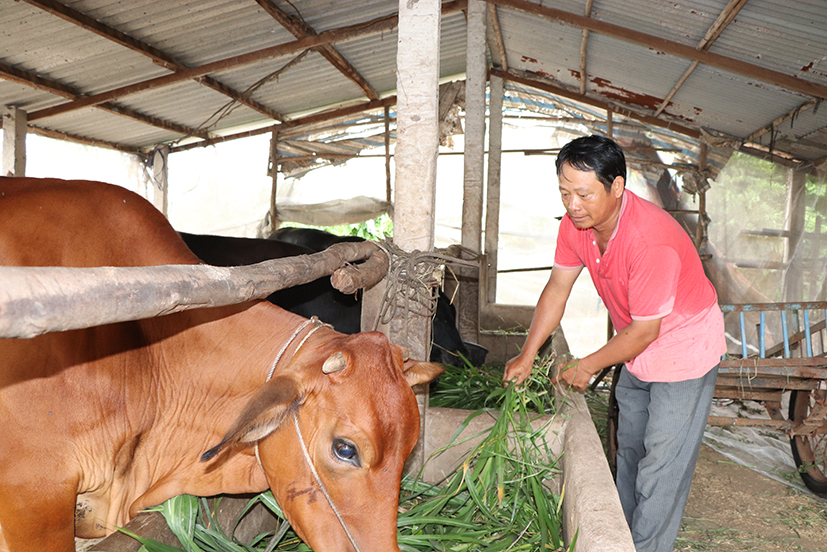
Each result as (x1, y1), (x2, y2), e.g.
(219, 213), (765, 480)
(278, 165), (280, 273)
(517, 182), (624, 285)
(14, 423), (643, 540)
(614, 364), (719, 552)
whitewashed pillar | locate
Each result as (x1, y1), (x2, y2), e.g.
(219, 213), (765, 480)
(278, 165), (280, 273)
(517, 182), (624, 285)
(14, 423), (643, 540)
(459, 0), (487, 342)
(484, 76), (504, 305)
(269, 129), (280, 233)
(149, 146), (169, 217)
(391, 0), (441, 474)
(2, 107), (27, 176)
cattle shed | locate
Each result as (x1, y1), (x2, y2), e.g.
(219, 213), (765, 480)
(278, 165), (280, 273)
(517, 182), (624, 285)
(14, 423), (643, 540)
(2, 1), (827, 551)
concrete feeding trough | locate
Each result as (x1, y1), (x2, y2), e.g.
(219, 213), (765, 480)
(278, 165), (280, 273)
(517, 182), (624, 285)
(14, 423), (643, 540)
(421, 393), (634, 552)
(88, 334), (633, 552)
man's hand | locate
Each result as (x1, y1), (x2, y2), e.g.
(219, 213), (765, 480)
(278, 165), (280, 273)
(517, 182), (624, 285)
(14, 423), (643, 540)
(550, 357), (593, 392)
(503, 353), (534, 386)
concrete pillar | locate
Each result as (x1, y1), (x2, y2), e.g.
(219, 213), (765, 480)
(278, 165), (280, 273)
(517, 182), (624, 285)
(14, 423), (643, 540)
(2, 107), (27, 176)
(393, 0), (441, 474)
(149, 146), (169, 217)
(484, 76), (504, 305)
(458, 0), (487, 343)
(268, 129), (280, 233)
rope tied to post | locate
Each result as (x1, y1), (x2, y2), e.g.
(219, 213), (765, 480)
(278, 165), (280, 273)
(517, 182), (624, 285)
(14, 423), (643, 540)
(371, 240), (479, 359)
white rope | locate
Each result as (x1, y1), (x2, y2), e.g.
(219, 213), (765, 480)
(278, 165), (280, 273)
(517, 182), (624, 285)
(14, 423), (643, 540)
(292, 410), (363, 552)
(254, 316), (362, 552)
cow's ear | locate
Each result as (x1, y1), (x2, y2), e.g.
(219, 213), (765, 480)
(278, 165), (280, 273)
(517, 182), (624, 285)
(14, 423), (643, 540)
(201, 376), (300, 462)
(402, 360), (445, 387)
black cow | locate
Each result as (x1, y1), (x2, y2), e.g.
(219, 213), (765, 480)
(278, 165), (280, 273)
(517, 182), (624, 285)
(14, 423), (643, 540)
(180, 231), (486, 367)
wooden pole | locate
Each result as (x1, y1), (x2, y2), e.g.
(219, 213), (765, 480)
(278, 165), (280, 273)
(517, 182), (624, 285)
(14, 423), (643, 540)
(0, 241), (387, 339)
(459, 0), (487, 343)
(269, 128), (280, 233)
(384, 105), (392, 204)
(485, 76), (504, 305)
(2, 107), (26, 176)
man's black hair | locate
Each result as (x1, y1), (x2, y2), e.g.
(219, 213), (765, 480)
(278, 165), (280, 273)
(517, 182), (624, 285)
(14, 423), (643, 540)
(556, 135), (626, 193)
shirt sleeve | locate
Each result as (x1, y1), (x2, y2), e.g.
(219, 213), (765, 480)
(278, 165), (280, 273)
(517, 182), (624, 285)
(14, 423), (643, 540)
(553, 215), (585, 270)
(629, 245), (680, 320)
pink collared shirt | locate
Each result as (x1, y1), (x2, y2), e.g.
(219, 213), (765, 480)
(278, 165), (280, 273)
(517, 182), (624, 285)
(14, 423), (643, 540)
(554, 190), (726, 382)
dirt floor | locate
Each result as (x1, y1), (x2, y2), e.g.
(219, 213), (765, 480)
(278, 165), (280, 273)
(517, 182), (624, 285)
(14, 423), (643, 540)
(677, 444), (827, 552)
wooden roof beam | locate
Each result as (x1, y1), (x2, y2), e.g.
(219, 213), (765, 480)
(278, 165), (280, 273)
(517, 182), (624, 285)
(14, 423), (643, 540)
(746, 98), (821, 143)
(169, 96), (398, 154)
(0, 61), (209, 139)
(578, 0), (595, 95)
(254, 0), (379, 100)
(28, 0), (467, 123)
(487, 0), (827, 101)
(23, 0), (286, 122)
(490, 67), (701, 139)
(0, 116), (140, 153)
(653, 0), (749, 116)
(488, 4), (508, 71)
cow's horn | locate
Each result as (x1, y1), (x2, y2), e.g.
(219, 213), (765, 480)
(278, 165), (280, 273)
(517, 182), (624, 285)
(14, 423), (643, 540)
(322, 351), (347, 374)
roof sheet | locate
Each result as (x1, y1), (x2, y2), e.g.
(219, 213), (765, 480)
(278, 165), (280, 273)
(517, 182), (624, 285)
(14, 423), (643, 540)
(0, 0), (824, 168)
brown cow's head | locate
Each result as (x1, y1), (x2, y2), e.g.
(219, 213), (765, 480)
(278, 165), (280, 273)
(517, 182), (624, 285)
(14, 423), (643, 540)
(201, 330), (443, 552)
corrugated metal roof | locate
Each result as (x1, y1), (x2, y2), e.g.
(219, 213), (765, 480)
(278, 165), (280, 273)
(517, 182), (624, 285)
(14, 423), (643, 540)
(0, 0), (825, 169)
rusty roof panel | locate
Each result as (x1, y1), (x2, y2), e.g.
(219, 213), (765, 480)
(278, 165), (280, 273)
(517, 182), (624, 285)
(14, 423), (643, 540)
(708, 0), (827, 87)
(1, 0), (825, 163)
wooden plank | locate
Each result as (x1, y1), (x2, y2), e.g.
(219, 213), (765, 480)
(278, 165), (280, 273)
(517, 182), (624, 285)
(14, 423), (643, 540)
(707, 416), (791, 431)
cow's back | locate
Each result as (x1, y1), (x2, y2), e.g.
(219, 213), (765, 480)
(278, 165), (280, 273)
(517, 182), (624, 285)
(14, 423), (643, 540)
(0, 177), (198, 268)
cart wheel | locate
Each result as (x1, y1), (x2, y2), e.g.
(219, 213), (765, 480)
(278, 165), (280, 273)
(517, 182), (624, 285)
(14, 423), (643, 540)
(607, 364), (621, 479)
(788, 389), (827, 497)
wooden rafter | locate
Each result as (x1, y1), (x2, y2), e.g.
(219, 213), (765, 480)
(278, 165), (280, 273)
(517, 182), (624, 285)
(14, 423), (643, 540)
(28, 0), (467, 124)
(169, 96), (398, 154)
(488, 4), (508, 71)
(254, 0), (379, 100)
(0, 117), (141, 154)
(746, 98), (821, 143)
(653, 0), (749, 116)
(490, 67), (700, 139)
(578, 0), (595, 95)
(488, 0), (827, 101)
(0, 61), (209, 139)
(23, 0), (286, 122)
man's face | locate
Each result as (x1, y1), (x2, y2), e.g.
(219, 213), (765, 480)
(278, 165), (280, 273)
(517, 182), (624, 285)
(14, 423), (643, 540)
(558, 162), (624, 232)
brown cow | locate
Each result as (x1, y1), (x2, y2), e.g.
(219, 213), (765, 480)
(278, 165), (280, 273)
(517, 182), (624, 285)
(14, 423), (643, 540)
(0, 177), (442, 552)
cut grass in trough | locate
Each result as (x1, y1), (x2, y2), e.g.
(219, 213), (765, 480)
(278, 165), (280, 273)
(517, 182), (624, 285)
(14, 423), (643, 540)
(130, 357), (571, 551)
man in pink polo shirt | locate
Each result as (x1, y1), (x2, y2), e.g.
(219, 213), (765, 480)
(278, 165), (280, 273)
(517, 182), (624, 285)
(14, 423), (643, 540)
(504, 135), (725, 552)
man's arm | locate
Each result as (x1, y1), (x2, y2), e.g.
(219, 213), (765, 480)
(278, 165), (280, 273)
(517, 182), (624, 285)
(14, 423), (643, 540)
(503, 266), (582, 385)
(552, 317), (662, 391)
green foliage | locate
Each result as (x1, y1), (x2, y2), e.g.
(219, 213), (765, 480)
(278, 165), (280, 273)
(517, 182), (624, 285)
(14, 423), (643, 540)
(429, 355), (557, 414)
(281, 213), (393, 241)
(400, 383), (570, 551)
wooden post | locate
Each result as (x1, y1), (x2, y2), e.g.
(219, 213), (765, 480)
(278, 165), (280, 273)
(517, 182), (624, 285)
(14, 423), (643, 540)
(459, 0), (487, 344)
(149, 146), (169, 217)
(485, 76), (504, 305)
(695, 143), (708, 250)
(269, 129), (280, 233)
(2, 107), (27, 176)
(393, 0), (441, 475)
(783, 167), (807, 301)
(384, 105), (392, 204)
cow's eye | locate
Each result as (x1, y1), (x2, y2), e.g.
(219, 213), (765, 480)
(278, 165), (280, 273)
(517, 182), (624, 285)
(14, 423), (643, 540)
(332, 438), (361, 468)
